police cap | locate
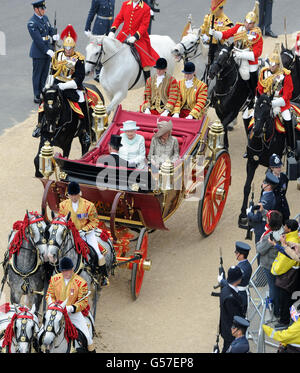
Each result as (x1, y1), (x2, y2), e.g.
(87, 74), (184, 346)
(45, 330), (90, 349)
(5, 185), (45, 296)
(235, 241), (251, 254)
(263, 171), (279, 186)
(232, 316), (250, 329)
(32, 1), (46, 8)
(269, 153), (283, 168)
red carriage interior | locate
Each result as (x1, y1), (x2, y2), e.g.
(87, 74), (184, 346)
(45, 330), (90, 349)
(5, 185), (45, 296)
(70, 105), (208, 167)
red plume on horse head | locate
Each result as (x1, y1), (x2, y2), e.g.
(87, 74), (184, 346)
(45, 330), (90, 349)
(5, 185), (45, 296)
(60, 24), (77, 43)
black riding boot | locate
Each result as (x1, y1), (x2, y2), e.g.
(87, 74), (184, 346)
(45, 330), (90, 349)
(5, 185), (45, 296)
(99, 264), (109, 287)
(283, 119), (295, 154)
(143, 69), (151, 84)
(32, 112), (44, 138)
(78, 101), (91, 148)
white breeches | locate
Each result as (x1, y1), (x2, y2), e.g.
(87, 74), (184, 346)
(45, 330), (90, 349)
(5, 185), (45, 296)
(83, 230), (104, 261)
(281, 109), (292, 121)
(69, 312), (93, 346)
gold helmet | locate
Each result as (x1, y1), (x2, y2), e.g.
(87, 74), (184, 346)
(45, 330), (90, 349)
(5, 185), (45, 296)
(269, 43), (282, 67)
(245, 1), (259, 24)
(60, 25), (77, 50)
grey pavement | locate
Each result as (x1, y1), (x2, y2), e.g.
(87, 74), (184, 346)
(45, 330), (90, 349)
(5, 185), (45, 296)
(0, 0), (299, 134)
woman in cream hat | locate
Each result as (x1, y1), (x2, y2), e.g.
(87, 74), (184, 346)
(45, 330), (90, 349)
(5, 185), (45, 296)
(148, 118), (179, 169)
(119, 120), (146, 168)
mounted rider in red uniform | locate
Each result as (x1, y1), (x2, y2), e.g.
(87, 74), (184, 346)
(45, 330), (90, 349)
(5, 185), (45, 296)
(108, 0), (160, 82)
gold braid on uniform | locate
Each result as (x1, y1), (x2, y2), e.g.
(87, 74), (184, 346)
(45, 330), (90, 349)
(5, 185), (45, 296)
(258, 66), (291, 95)
(233, 26), (262, 49)
(51, 49), (85, 79)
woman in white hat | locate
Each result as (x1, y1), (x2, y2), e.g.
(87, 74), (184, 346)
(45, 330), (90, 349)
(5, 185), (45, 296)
(119, 120), (146, 168)
(148, 119), (179, 169)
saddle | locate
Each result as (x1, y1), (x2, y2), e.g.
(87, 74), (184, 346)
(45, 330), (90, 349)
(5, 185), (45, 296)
(125, 42), (144, 88)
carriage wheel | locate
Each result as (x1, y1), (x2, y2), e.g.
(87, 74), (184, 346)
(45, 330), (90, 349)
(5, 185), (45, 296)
(198, 150), (231, 237)
(131, 228), (148, 300)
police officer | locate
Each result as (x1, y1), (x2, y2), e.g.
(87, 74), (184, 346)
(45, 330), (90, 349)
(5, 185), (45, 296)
(84, 0), (115, 82)
(226, 316), (250, 353)
(268, 153), (290, 222)
(247, 171), (279, 243)
(27, 1), (59, 104)
(219, 266), (244, 353)
(234, 242), (252, 317)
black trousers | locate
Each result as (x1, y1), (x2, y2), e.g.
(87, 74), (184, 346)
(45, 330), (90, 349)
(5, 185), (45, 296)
(279, 287), (293, 325)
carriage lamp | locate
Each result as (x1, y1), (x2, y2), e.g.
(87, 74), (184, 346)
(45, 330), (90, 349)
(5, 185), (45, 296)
(207, 120), (225, 156)
(159, 160), (175, 192)
(39, 141), (55, 179)
(92, 103), (108, 142)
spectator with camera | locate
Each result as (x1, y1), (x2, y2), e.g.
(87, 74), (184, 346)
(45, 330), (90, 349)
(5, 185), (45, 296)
(256, 210), (284, 319)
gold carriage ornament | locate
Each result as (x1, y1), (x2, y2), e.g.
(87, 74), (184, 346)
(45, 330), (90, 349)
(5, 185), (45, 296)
(39, 141), (57, 179)
(92, 102), (108, 142)
(207, 120), (225, 160)
(159, 160), (175, 192)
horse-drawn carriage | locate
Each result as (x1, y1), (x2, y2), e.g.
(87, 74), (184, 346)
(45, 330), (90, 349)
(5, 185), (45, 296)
(38, 105), (231, 300)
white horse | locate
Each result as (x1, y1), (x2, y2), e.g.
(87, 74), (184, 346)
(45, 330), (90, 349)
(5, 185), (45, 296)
(38, 297), (95, 353)
(85, 34), (176, 114)
(172, 26), (209, 81)
(0, 304), (40, 353)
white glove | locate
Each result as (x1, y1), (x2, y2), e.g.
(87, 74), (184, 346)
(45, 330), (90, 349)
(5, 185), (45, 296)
(57, 80), (77, 91)
(246, 207), (252, 215)
(78, 230), (86, 239)
(150, 9), (154, 16)
(234, 50), (255, 61)
(273, 106), (281, 117)
(144, 108), (151, 114)
(209, 29), (222, 40)
(185, 114), (193, 120)
(46, 49), (54, 58)
(52, 34), (60, 41)
(127, 36), (136, 44)
(201, 34), (210, 43)
(160, 110), (169, 117)
(108, 31), (115, 39)
(84, 30), (92, 38)
(45, 74), (54, 89)
(272, 97), (285, 108)
(66, 305), (74, 314)
(218, 272), (224, 283)
(172, 113), (180, 118)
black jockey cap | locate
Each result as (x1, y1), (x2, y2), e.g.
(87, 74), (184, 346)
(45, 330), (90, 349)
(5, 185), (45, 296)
(154, 58), (167, 69)
(232, 316), (250, 331)
(235, 241), (251, 257)
(227, 266), (243, 284)
(109, 135), (123, 150)
(59, 257), (74, 271)
(182, 61), (195, 74)
(263, 171), (279, 186)
(67, 181), (81, 195)
(32, 1), (46, 8)
(269, 153), (283, 168)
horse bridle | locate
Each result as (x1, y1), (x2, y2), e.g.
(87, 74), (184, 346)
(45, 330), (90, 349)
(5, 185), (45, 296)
(180, 37), (202, 61)
(48, 218), (72, 261)
(12, 309), (39, 352)
(282, 50), (296, 70)
(86, 41), (125, 69)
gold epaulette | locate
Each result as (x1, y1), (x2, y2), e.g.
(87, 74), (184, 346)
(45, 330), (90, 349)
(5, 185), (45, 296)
(74, 51), (85, 61)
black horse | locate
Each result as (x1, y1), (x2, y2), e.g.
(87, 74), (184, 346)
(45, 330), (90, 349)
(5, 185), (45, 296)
(238, 93), (300, 227)
(208, 43), (253, 148)
(281, 44), (300, 104)
(34, 83), (104, 177)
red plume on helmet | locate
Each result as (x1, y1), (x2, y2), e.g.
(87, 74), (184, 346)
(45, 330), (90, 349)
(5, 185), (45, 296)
(60, 24), (77, 42)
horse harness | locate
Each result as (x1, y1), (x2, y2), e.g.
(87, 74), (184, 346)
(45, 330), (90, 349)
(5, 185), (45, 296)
(180, 37), (203, 62)
(86, 41), (143, 90)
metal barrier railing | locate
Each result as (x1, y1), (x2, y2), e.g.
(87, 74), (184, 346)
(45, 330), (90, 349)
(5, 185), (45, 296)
(246, 254), (280, 353)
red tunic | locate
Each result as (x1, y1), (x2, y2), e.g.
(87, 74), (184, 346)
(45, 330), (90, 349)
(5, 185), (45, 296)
(222, 24), (263, 66)
(257, 68), (294, 112)
(111, 0), (160, 67)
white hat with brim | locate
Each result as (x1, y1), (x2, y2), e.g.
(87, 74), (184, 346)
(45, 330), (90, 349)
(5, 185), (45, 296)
(120, 120), (140, 131)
